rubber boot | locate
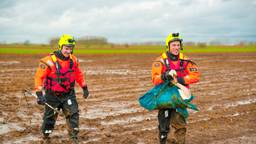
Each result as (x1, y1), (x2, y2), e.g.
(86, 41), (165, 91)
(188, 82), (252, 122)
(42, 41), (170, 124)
(42, 134), (50, 144)
(159, 133), (168, 144)
(69, 129), (79, 144)
(71, 137), (79, 144)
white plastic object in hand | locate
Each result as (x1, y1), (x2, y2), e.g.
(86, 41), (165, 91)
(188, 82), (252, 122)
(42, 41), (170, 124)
(175, 83), (191, 100)
(168, 70), (177, 77)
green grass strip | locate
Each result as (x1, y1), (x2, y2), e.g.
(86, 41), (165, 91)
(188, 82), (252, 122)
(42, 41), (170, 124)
(0, 45), (255, 54)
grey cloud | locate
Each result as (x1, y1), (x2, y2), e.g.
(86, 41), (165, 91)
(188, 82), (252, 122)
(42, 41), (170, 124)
(0, 0), (255, 44)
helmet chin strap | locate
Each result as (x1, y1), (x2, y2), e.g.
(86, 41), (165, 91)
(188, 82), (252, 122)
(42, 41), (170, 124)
(167, 52), (179, 61)
(54, 50), (70, 60)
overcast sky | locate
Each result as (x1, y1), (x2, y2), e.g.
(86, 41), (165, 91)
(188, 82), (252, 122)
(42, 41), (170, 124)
(0, 0), (256, 44)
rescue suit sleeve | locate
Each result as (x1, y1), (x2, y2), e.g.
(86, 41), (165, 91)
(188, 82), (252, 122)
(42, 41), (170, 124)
(182, 61), (200, 85)
(34, 57), (51, 91)
(73, 56), (86, 88)
(152, 57), (164, 85)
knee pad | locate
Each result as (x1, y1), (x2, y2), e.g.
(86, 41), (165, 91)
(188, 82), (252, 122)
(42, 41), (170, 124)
(43, 129), (53, 136)
(160, 133), (167, 140)
(73, 127), (79, 134)
(158, 125), (170, 133)
(159, 133), (168, 144)
(69, 127), (79, 139)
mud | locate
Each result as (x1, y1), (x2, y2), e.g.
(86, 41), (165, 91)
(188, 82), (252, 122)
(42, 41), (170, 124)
(0, 53), (256, 144)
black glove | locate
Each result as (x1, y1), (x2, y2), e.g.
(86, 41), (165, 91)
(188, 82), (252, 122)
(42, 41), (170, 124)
(36, 91), (46, 105)
(161, 70), (174, 81)
(82, 86), (89, 99)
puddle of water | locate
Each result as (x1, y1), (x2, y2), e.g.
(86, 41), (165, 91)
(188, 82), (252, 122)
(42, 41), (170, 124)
(100, 115), (144, 125)
(189, 117), (211, 124)
(117, 125), (157, 137)
(0, 61), (20, 65)
(86, 68), (148, 76)
(81, 100), (142, 119)
(0, 123), (26, 135)
(81, 106), (142, 119)
(231, 59), (256, 63)
(87, 69), (130, 75)
(80, 125), (98, 131)
(84, 137), (102, 144)
(137, 139), (146, 144)
(79, 59), (93, 63)
(0, 68), (33, 73)
(207, 104), (220, 111)
(82, 100), (134, 112)
(207, 98), (256, 111)
(141, 126), (156, 131)
(190, 111), (250, 124)
(4, 134), (41, 144)
(100, 113), (155, 126)
(210, 134), (256, 144)
(225, 98), (256, 108)
(52, 129), (68, 135)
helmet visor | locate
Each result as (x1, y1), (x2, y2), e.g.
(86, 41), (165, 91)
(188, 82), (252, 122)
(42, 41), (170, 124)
(68, 39), (75, 43)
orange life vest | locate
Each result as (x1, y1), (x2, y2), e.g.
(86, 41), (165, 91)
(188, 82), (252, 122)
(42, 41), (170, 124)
(44, 54), (76, 92)
(152, 52), (200, 87)
(161, 53), (188, 78)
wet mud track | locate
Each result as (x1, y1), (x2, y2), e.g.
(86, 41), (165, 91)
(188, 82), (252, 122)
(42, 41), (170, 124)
(0, 53), (255, 143)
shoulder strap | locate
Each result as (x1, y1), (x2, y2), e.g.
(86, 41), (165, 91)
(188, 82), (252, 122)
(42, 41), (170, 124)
(69, 54), (74, 72)
(50, 53), (61, 83)
(179, 53), (184, 60)
(50, 53), (57, 62)
(161, 52), (171, 70)
(50, 53), (61, 70)
(179, 53), (184, 70)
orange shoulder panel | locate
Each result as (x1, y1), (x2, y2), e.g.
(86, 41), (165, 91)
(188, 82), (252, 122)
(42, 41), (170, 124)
(72, 55), (86, 88)
(183, 61), (200, 84)
(34, 56), (53, 91)
(70, 54), (78, 64)
(152, 56), (164, 85)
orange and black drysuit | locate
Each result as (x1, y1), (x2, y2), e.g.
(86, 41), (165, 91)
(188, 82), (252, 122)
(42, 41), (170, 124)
(35, 52), (86, 92)
(152, 52), (200, 144)
(34, 51), (87, 139)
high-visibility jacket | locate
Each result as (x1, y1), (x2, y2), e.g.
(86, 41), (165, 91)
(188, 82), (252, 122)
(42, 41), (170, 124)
(35, 53), (86, 92)
(152, 52), (200, 87)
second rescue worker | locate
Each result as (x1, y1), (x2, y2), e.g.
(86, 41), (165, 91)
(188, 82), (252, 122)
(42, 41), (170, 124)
(152, 33), (200, 144)
(34, 34), (89, 143)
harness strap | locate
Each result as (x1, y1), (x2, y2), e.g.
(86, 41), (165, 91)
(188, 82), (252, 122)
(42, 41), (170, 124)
(179, 53), (185, 71)
(48, 53), (75, 91)
(161, 52), (185, 71)
(50, 54), (61, 83)
(69, 54), (74, 72)
(161, 53), (170, 70)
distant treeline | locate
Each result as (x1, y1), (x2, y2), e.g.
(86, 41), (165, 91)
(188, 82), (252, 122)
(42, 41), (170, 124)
(1, 35), (256, 47)
(50, 36), (108, 48)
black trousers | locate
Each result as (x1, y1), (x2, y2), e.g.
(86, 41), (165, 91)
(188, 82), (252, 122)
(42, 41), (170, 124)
(41, 90), (79, 138)
(158, 108), (187, 144)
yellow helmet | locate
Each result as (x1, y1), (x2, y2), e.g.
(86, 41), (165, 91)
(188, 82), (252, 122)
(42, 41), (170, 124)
(165, 33), (183, 48)
(58, 34), (76, 49)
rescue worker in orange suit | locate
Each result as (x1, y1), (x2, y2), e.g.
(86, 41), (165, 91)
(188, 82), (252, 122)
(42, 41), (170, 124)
(34, 34), (89, 143)
(152, 33), (200, 144)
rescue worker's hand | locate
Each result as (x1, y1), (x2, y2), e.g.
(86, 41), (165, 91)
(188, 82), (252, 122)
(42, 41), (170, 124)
(168, 70), (177, 77)
(169, 70), (178, 84)
(82, 86), (89, 99)
(162, 70), (176, 81)
(36, 91), (46, 105)
(171, 75), (178, 84)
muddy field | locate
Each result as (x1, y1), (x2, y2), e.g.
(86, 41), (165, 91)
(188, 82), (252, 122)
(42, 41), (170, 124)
(0, 53), (255, 144)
